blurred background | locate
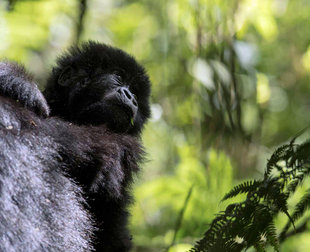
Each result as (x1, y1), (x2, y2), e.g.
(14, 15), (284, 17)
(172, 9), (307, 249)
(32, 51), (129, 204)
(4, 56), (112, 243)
(1, 0), (310, 251)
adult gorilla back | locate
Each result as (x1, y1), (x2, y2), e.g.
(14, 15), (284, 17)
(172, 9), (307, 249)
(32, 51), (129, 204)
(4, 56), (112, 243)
(0, 97), (93, 251)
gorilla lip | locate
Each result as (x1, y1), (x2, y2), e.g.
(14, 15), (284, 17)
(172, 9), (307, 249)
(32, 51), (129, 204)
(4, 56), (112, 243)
(111, 102), (137, 121)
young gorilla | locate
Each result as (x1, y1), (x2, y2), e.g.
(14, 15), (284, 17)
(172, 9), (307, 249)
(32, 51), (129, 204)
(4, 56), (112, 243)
(0, 42), (151, 251)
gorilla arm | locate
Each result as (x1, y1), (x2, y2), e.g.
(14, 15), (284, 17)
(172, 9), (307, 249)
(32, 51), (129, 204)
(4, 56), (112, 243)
(48, 121), (143, 199)
(43, 115), (144, 251)
(0, 61), (49, 117)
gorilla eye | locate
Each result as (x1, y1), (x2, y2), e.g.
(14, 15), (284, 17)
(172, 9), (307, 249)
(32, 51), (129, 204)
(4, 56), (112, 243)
(112, 70), (122, 79)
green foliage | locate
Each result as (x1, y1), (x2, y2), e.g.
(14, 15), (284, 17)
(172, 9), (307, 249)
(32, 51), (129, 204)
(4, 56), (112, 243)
(190, 135), (310, 251)
(130, 146), (234, 250)
(222, 180), (262, 201)
(3, 0), (310, 251)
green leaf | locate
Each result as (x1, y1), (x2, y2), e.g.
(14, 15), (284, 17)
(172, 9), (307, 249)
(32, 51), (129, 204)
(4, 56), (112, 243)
(222, 180), (262, 201)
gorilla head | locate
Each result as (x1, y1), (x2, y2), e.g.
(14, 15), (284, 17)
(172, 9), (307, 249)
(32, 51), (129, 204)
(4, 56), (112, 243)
(44, 42), (151, 135)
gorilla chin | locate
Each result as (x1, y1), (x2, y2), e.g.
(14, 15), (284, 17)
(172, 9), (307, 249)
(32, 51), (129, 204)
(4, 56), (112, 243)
(76, 101), (137, 133)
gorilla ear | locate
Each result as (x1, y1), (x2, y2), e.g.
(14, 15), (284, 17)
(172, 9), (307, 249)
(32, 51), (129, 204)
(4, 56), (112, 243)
(58, 66), (74, 87)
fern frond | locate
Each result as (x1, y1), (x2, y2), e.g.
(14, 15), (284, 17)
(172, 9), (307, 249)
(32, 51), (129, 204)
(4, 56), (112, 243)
(190, 134), (310, 252)
(286, 176), (303, 194)
(265, 221), (280, 252)
(222, 180), (262, 201)
(265, 144), (292, 178)
(292, 189), (310, 222)
(281, 189), (310, 238)
(254, 241), (266, 252)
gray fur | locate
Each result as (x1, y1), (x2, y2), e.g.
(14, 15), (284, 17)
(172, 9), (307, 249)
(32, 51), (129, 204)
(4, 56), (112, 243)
(0, 98), (94, 252)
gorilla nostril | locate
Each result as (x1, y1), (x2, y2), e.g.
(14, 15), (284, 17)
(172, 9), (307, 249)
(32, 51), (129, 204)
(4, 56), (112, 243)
(118, 87), (137, 108)
(123, 89), (132, 100)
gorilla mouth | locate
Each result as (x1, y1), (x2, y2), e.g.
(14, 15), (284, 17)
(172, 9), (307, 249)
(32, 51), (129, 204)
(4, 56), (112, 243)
(115, 103), (136, 120)
(75, 100), (136, 129)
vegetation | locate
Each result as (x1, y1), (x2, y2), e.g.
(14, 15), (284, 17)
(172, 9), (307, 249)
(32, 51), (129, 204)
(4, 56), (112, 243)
(1, 0), (310, 251)
(191, 132), (310, 251)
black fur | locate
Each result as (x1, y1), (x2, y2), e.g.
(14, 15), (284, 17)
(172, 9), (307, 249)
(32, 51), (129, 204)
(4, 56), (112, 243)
(44, 42), (151, 136)
(0, 42), (151, 251)
(44, 42), (151, 251)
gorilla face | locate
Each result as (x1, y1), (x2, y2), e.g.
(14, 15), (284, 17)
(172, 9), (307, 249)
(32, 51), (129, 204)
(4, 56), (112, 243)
(74, 76), (139, 133)
(57, 66), (140, 133)
(44, 42), (151, 135)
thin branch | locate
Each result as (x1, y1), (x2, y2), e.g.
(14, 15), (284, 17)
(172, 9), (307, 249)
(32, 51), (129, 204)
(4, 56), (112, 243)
(7, 0), (17, 11)
(166, 185), (194, 252)
(229, 1), (243, 134)
(230, 44), (243, 133)
(220, 80), (235, 130)
(280, 218), (310, 242)
(75, 0), (87, 44)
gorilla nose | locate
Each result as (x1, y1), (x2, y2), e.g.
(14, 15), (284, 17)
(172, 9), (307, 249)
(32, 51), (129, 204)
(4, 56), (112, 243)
(117, 87), (138, 117)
